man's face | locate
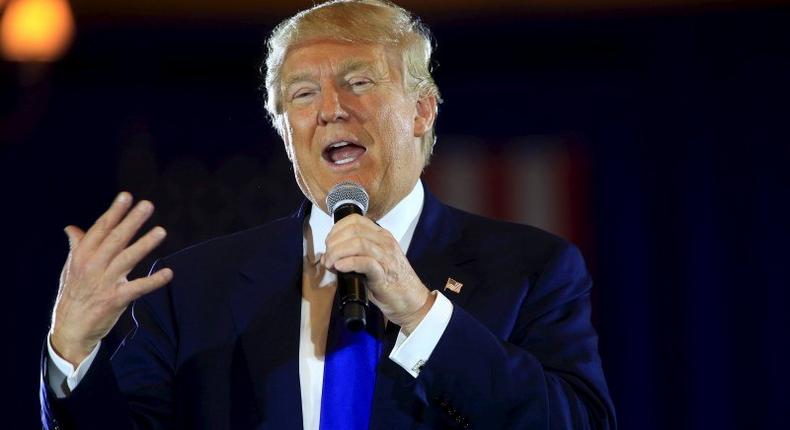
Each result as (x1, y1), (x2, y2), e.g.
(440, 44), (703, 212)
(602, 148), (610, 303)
(279, 40), (435, 219)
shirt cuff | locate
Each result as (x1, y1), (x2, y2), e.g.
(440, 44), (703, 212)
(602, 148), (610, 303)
(388, 290), (453, 378)
(46, 333), (100, 398)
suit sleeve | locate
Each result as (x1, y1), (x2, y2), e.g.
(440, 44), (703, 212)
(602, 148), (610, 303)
(40, 260), (177, 430)
(412, 243), (617, 429)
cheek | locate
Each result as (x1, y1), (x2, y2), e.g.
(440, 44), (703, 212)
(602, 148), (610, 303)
(285, 109), (312, 138)
(379, 108), (418, 166)
(284, 111), (316, 156)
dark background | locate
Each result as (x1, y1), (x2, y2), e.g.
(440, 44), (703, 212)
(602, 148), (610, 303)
(3, 0), (789, 428)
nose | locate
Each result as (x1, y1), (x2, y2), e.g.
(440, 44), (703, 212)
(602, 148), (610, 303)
(317, 84), (349, 125)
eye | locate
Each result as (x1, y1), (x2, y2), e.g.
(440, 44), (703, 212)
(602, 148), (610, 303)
(288, 87), (319, 105)
(292, 89), (315, 100)
(348, 78), (374, 91)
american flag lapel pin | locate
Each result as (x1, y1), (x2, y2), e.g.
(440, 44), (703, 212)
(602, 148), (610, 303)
(444, 277), (463, 294)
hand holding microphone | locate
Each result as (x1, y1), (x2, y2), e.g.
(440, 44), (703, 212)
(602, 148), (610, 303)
(325, 182), (371, 331)
(323, 181), (435, 334)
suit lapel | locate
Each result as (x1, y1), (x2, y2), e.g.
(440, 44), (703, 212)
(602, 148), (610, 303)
(229, 202), (308, 429)
(407, 189), (478, 311)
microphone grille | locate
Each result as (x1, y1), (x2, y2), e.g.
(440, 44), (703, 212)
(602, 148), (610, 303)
(326, 181), (369, 215)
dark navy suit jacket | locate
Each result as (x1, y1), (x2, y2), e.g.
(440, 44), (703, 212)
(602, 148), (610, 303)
(40, 189), (616, 429)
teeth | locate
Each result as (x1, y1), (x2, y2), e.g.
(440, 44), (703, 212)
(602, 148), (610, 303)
(325, 140), (362, 166)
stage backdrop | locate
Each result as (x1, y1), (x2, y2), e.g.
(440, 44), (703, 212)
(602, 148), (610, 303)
(3, 1), (789, 428)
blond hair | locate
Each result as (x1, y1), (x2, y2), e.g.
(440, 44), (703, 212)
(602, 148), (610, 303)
(263, 0), (442, 165)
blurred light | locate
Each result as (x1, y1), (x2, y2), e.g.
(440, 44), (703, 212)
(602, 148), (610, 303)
(1, 0), (74, 62)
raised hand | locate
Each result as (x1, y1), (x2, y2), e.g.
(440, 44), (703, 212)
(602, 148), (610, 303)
(50, 192), (173, 366)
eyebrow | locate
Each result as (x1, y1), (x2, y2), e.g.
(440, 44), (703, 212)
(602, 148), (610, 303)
(282, 58), (378, 89)
(338, 58), (375, 76)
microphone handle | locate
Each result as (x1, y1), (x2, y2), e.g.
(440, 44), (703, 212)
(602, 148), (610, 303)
(338, 272), (367, 331)
(333, 203), (368, 331)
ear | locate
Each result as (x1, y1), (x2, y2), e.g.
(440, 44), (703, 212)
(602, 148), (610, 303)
(413, 94), (437, 138)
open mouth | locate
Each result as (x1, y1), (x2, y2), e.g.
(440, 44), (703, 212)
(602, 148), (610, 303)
(322, 141), (367, 165)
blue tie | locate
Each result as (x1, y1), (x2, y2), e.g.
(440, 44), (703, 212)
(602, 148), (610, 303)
(319, 302), (383, 430)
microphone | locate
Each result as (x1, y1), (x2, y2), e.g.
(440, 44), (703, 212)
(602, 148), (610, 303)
(325, 181), (370, 331)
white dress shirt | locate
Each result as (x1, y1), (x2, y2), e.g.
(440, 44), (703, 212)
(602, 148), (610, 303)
(47, 180), (454, 430)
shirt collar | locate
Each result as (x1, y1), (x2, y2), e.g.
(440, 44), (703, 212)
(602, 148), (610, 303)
(307, 180), (425, 259)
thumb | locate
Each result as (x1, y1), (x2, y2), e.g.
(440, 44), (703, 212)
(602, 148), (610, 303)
(64, 225), (85, 250)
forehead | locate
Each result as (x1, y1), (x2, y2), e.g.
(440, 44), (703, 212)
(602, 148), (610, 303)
(280, 40), (400, 82)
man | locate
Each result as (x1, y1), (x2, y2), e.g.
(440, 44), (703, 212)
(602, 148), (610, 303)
(41, 1), (616, 428)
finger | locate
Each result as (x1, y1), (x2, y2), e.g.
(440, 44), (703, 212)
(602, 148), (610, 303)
(60, 226), (86, 289)
(324, 235), (388, 270)
(333, 256), (385, 285)
(106, 226), (167, 278)
(117, 268), (174, 304)
(330, 214), (381, 235)
(63, 225), (86, 250)
(95, 200), (155, 264)
(324, 226), (396, 269)
(79, 192), (134, 252)
(325, 216), (390, 251)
